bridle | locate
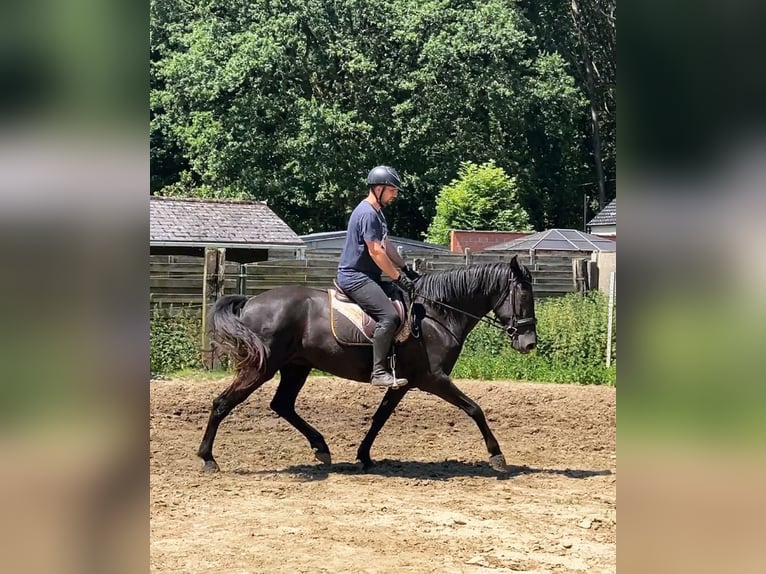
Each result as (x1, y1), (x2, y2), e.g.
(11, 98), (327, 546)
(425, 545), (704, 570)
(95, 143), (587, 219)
(488, 276), (538, 338)
(412, 274), (537, 340)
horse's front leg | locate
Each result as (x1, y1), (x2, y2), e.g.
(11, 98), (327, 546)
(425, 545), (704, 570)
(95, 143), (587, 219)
(356, 386), (410, 470)
(423, 375), (508, 472)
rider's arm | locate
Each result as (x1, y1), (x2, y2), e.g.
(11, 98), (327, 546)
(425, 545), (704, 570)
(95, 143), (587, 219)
(365, 239), (402, 280)
(384, 241), (407, 269)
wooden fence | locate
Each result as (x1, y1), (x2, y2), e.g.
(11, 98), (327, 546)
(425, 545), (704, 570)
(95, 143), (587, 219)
(150, 249), (586, 308)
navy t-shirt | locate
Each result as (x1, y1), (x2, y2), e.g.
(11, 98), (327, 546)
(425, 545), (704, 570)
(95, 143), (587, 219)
(337, 200), (388, 290)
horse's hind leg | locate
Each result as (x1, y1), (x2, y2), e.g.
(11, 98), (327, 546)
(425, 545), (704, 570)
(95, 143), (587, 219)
(356, 386), (409, 470)
(424, 375), (508, 472)
(270, 364), (332, 465)
(197, 367), (271, 472)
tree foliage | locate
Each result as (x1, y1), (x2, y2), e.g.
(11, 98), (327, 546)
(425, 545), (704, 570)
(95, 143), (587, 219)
(518, 0), (616, 210)
(426, 161), (531, 245)
(150, 0), (614, 236)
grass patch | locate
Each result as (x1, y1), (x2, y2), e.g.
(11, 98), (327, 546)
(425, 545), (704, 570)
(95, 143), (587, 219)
(453, 291), (616, 385)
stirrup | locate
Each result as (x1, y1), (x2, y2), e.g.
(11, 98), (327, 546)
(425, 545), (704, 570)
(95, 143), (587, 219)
(370, 378), (408, 390)
(369, 371), (408, 389)
(387, 350), (407, 388)
(389, 350), (408, 388)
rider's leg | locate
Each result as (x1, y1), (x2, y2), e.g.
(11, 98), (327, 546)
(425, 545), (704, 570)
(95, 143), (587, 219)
(344, 279), (407, 388)
(370, 316), (406, 387)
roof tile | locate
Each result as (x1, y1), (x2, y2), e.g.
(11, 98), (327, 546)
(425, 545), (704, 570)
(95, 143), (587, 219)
(587, 198), (616, 227)
(150, 196), (303, 246)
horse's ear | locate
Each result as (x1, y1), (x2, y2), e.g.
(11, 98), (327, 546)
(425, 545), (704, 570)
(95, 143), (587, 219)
(510, 254), (520, 274)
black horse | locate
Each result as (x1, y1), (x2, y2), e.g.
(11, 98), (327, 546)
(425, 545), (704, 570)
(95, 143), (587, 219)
(198, 254), (537, 473)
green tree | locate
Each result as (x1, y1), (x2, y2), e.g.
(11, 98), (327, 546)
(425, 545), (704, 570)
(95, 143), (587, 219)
(150, 0), (599, 235)
(425, 161), (532, 245)
(150, 0), (194, 193)
(518, 0), (616, 211)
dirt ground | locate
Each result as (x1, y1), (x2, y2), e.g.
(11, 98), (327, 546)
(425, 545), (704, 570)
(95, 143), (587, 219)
(150, 376), (616, 574)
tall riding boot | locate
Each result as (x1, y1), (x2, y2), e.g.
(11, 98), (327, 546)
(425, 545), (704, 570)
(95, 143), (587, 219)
(370, 322), (408, 389)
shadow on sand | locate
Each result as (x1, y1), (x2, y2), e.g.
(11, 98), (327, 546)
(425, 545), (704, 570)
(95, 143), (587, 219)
(232, 459), (613, 482)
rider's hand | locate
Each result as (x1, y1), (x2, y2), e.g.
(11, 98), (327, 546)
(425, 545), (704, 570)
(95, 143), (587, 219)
(402, 264), (421, 281)
(395, 273), (416, 295)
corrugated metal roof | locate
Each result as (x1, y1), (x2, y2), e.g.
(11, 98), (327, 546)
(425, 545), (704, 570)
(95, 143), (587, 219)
(150, 196), (303, 246)
(588, 197), (616, 227)
(485, 228), (616, 252)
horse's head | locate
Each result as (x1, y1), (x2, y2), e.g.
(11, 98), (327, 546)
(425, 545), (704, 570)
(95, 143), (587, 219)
(493, 255), (537, 353)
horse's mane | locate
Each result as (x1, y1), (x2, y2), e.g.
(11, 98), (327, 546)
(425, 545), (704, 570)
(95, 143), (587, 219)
(416, 260), (531, 321)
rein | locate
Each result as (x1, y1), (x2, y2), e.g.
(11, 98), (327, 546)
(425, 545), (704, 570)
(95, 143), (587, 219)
(413, 292), (508, 331)
(411, 276), (537, 338)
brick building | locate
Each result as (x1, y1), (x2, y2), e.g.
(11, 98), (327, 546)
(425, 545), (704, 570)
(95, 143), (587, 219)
(449, 230), (533, 253)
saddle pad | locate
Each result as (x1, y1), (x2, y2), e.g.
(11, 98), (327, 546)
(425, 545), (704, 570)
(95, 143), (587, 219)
(328, 290), (410, 346)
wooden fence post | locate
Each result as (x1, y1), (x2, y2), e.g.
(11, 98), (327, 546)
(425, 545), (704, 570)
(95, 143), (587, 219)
(237, 263), (247, 295)
(464, 247), (472, 266)
(586, 260), (599, 293)
(606, 271), (615, 367)
(573, 258), (588, 294)
(201, 247), (225, 369)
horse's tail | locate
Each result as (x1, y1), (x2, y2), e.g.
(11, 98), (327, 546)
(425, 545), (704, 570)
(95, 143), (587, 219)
(209, 295), (266, 374)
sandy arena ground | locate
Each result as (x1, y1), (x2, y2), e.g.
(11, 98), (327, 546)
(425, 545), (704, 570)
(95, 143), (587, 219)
(150, 376), (616, 573)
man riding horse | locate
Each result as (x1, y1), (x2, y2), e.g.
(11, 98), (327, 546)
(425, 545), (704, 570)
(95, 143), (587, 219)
(198, 166), (537, 473)
(336, 166), (419, 389)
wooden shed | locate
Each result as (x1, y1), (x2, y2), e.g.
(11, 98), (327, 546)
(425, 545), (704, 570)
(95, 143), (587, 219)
(150, 196), (304, 264)
(150, 196), (305, 306)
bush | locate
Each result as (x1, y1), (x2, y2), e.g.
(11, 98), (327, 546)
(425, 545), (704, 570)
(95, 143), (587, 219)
(150, 305), (203, 375)
(425, 161), (532, 245)
(453, 291), (616, 385)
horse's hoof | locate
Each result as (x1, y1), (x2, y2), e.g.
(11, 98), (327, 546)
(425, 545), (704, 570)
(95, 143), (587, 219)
(489, 454), (508, 472)
(202, 460), (220, 473)
(313, 450), (332, 465)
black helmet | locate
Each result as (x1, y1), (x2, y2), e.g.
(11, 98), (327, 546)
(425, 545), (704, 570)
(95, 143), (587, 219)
(367, 166), (403, 191)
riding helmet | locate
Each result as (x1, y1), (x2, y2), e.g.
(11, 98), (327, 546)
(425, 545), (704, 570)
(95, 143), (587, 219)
(366, 166), (403, 191)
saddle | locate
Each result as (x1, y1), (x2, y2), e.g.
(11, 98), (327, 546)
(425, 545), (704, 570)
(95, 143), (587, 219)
(329, 281), (416, 346)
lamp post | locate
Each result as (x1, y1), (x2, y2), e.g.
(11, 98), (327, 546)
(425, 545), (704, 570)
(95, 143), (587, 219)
(583, 193), (589, 231)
